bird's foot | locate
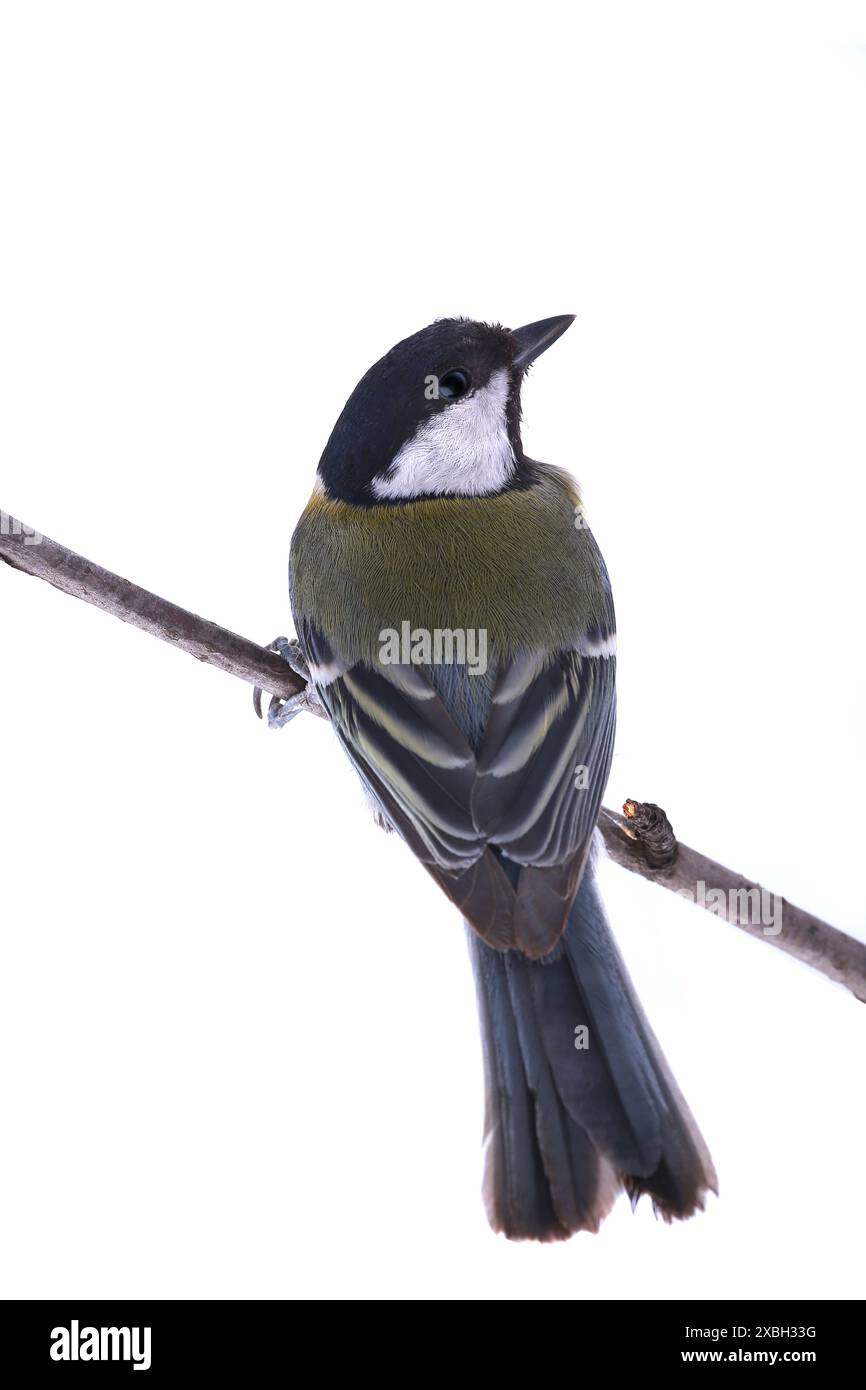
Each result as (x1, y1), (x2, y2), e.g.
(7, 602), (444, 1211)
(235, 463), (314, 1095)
(253, 636), (328, 728)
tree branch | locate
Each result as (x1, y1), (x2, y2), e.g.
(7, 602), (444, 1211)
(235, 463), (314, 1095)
(0, 510), (304, 701)
(2, 509), (864, 1002)
(599, 805), (866, 1003)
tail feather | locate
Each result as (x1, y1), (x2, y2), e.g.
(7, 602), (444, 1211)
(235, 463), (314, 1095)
(474, 944), (562, 1238)
(503, 948), (619, 1236)
(467, 860), (717, 1241)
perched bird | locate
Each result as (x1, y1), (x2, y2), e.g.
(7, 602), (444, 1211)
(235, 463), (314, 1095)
(268, 315), (717, 1240)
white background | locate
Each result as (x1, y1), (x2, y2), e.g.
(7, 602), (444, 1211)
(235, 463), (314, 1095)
(1, 7), (864, 1301)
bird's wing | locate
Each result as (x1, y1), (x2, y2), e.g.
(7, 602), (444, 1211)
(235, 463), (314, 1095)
(301, 619), (518, 951)
(301, 622), (615, 959)
(472, 645), (616, 956)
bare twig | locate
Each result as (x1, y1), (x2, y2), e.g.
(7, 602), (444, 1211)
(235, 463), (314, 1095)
(598, 805), (866, 1003)
(2, 508), (864, 1002)
(0, 510), (303, 701)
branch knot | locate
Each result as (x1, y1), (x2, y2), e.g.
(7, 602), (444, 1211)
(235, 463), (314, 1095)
(623, 799), (678, 869)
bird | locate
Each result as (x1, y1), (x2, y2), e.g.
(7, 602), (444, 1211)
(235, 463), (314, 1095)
(263, 314), (717, 1241)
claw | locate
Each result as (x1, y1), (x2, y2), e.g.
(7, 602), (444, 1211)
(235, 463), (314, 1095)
(253, 635), (327, 727)
(266, 690), (308, 728)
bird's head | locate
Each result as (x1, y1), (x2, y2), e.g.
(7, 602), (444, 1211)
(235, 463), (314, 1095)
(316, 314), (574, 505)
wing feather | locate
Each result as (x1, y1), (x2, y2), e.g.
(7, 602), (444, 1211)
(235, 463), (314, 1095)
(300, 618), (615, 959)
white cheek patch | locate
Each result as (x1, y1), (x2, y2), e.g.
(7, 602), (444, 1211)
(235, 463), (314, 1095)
(370, 368), (515, 500)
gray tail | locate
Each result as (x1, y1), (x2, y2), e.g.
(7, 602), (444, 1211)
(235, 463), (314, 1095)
(467, 863), (717, 1241)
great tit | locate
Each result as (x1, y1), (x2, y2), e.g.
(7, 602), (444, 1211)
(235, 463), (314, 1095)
(276, 315), (717, 1241)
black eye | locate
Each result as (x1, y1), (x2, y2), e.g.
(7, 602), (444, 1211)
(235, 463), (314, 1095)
(438, 369), (472, 400)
